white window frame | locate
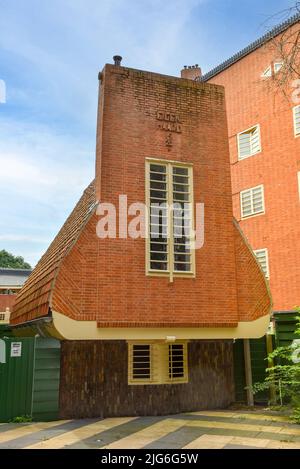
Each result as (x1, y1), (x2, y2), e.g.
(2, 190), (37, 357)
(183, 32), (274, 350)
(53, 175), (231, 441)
(254, 248), (270, 279)
(240, 184), (265, 219)
(145, 158), (195, 280)
(293, 105), (300, 137)
(274, 61), (283, 73)
(298, 171), (300, 201)
(261, 62), (283, 79)
(128, 341), (188, 385)
(237, 124), (261, 160)
(261, 65), (272, 78)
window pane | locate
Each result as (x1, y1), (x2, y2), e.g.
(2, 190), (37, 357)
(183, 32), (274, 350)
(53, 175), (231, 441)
(173, 167), (188, 176)
(150, 261), (168, 270)
(174, 263), (191, 272)
(173, 175), (189, 184)
(150, 164), (166, 173)
(169, 344), (185, 379)
(132, 345), (151, 380)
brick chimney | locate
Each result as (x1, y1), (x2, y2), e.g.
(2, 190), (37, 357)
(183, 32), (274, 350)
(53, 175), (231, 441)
(181, 65), (202, 81)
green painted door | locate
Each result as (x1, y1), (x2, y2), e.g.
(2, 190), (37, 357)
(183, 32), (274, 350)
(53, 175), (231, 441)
(233, 337), (269, 403)
(0, 338), (35, 421)
(32, 338), (61, 421)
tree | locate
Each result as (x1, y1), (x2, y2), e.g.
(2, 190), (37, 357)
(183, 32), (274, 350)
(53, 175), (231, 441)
(253, 309), (300, 424)
(263, 2), (300, 99)
(0, 250), (31, 269)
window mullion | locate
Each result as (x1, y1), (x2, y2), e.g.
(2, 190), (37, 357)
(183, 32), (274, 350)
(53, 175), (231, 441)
(168, 164), (174, 282)
(251, 188), (254, 215)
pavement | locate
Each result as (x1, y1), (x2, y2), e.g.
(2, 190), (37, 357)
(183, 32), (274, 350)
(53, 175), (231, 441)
(1, 409), (300, 449)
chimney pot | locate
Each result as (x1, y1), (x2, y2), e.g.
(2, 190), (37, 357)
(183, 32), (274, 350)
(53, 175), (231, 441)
(113, 55), (122, 66)
(180, 64), (202, 81)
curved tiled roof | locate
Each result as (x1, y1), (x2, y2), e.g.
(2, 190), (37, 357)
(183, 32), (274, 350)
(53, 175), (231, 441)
(11, 180), (97, 324)
(202, 12), (300, 81)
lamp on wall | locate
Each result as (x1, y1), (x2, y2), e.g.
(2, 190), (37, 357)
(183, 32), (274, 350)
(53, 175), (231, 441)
(165, 336), (176, 343)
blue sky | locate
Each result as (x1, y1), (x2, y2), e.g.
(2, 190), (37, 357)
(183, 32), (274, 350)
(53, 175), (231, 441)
(0, 0), (295, 267)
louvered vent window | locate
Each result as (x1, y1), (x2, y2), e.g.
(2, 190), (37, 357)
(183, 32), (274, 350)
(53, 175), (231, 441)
(128, 342), (188, 385)
(168, 344), (185, 380)
(131, 344), (151, 381)
(237, 125), (261, 160)
(293, 105), (300, 137)
(147, 160), (194, 278)
(254, 249), (270, 279)
(240, 185), (264, 218)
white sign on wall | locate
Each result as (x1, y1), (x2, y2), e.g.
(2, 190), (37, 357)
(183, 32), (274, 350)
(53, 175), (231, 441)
(10, 342), (22, 357)
(0, 339), (6, 363)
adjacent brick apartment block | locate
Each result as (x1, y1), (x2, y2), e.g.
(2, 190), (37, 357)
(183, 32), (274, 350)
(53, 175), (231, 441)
(10, 60), (271, 417)
(203, 13), (300, 312)
(0, 268), (31, 324)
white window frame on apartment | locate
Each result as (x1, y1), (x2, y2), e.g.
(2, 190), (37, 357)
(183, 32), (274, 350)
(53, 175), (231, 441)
(298, 172), (300, 200)
(261, 62), (283, 78)
(293, 105), (300, 137)
(254, 248), (270, 279)
(274, 61), (283, 73)
(237, 124), (261, 160)
(261, 65), (272, 78)
(145, 158), (195, 280)
(128, 341), (188, 385)
(240, 184), (265, 219)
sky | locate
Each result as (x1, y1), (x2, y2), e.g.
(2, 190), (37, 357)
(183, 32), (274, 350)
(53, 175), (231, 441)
(0, 0), (296, 267)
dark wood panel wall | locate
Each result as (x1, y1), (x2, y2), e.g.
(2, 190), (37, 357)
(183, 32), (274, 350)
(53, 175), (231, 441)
(59, 340), (234, 419)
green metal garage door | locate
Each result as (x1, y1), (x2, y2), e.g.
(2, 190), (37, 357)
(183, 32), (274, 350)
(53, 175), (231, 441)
(0, 337), (60, 422)
(0, 338), (35, 421)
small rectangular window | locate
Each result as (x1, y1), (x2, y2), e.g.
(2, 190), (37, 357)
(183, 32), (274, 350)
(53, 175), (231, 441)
(254, 248), (270, 279)
(240, 185), (265, 218)
(293, 105), (300, 137)
(237, 125), (261, 160)
(168, 343), (186, 381)
(261, 66), (272, 78)
(130, 344), (152, 381)
(0, 313), (5, 321)
(274, 62), (283, 73)
(128, 342), (188, 385)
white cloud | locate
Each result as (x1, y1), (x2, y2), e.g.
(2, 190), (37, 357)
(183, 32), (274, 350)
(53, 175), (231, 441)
(0, 117), (94, 208)
(0, 234), (50, 243)
(0, 0), (208, 266)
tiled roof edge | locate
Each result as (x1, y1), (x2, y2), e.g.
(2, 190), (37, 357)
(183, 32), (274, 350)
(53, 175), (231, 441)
(201, 12), (300, 81)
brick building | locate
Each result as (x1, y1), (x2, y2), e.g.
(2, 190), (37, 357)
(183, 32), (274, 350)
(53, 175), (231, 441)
(0, 268), (31, 324)
(202, 13), (300, 313)
(10, 60), (271, 417)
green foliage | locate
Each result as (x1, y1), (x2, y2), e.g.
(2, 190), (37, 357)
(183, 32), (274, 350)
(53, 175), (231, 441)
(253, 309), (300, 424)
(0, 249), (31, 269)
(10, 415), (33, 423)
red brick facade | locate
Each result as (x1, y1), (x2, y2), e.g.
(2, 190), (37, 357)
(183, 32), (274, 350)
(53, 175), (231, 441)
(0, 294), (15, 312)
(207, 22), (300, 311)
(12, 65), (271, 328)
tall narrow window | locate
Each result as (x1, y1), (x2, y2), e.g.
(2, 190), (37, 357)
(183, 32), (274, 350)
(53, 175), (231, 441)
(237, 125), (261, 160)
(146, 159), (194, 278)
(168, 343), (186, 381)
(293, 105), (300, 137)
(254, 248), (270, 279)
(240, 185), (265, 218)
(129, 344), (152, 382)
